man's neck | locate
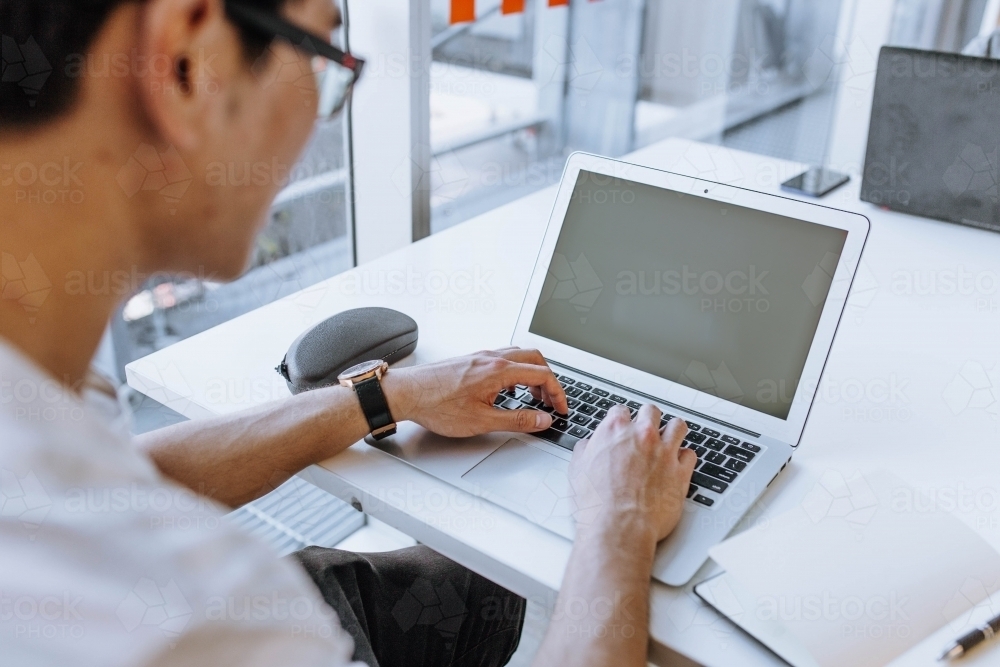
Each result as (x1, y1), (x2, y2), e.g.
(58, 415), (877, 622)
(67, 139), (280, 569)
(1, 115), (140, 390)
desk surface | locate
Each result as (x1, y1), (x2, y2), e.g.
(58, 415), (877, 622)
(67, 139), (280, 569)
(127, 138), (1000, 667)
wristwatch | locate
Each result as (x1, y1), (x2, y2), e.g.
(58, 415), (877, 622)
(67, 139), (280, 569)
(338, 359), (397, 440)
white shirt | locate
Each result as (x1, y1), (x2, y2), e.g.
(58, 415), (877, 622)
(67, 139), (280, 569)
(0, 339), (363, 666)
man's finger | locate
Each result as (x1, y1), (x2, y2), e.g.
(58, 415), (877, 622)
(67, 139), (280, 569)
(635, 403), (661, 432)
(677, 446), (697, 471)
(500, 363), (567, 413)
(660, 417), (688, 453)
(496, 347), (548, 367)
(488, 407), (552, 433)
(568, 436), (590, 475)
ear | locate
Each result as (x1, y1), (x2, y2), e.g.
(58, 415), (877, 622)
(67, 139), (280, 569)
(135, 0), (241, 151)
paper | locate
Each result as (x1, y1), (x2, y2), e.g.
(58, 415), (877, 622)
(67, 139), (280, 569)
(709, 470), (1000, 667)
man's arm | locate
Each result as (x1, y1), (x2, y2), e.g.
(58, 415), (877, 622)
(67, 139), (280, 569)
(136, 348), (568, 508)
(533, 406), (696, 667)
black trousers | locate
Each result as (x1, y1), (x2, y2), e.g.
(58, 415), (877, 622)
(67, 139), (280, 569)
(293, 545), (526, 667)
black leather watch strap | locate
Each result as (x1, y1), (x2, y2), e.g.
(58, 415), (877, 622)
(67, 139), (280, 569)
(353, 375), (396, 439)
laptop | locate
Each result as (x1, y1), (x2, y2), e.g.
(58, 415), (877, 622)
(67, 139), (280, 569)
(373, 153), (869, 586)
(861, 46), (1000, 232)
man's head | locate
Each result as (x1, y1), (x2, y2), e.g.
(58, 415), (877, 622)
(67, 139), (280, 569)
(1, 0), (341, 279)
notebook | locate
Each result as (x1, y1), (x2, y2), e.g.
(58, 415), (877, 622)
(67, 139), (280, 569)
(697, 470), (1000, 667)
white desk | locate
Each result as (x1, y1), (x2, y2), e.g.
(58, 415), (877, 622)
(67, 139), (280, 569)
(127, 138), (1000, 667)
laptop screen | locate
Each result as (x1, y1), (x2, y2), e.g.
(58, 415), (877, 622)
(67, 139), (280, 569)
(529, 170), (848, 420)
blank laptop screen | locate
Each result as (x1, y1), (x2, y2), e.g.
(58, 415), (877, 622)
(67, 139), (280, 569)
(529, 170), (848, 420)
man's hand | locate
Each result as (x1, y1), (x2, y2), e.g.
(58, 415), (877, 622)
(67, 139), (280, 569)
(532, 405), (697, 667)
(570, 404), (697, 551)
(385, 347), (568, 438)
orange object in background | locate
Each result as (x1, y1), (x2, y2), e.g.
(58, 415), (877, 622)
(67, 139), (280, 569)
(450, 0), (475, 23)
(502, 0), (525, 14)
(549, 0), (569, 6)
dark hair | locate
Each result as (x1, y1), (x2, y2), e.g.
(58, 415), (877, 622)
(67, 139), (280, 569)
(0, 0), (283, 130)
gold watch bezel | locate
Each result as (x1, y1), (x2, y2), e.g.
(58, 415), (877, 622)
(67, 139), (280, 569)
(338, 359), (389, 388)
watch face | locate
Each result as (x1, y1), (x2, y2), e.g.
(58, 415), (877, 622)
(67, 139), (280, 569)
(339, 359), (385, 381)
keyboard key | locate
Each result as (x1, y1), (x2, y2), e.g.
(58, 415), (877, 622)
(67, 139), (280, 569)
(609, 394), (627, 404)
(566, 398), (580, 410)
(684, 432), (707, 444)
(704, 438), (725, 451)
(592, 388), (610, 397)
(692, 445), (708, 458)
(721, 435), (740, 445)
(724, 458), (747, 472)
(626, 401), (642, 410)
(588, 419), (603, 430)
(725, 445), (754, 463)
(706, 451), (726, 465)
(565, 387), (583, 398)
(571, 413), (591, 426)
(741, 442), (762, 453)
(575, 382), (593, 391)
(691, 472), (728, 494)
(661, 414), (674, 422)
(693, 494), (714, 507)
(577, 403), (597, 416)
(552, 418), (570, 432)
(520, 396), (543, 408)
(701, 428), (721, 438)
(686, 422), (701, 431)
(493, 395), (505, 406)
(501, 398), (522, 410)
(595, 410), (608, 420)
(535, 428), (579, 451)
(559, 376), (576, 385)
(700, 462), (737, 483)
(687, 484), (698, 499)
(595, 398), (615, 410)
(578, 392), (597, 404)
(539, 403), (556, 413)
(568, 425), (590, 438)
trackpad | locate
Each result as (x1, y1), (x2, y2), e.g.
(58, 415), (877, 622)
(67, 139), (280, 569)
(461, 439), (575, 539)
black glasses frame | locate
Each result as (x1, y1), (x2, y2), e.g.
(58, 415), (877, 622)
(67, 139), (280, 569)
(224, 0), (365, 85)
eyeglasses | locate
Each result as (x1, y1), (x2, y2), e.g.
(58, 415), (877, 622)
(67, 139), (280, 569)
(225, 0), (365, 119)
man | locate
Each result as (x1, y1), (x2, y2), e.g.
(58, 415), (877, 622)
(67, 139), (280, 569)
(0, 0), (696, 665)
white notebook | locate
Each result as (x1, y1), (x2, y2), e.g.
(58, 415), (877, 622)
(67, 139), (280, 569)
(699, 470), (1000, 667)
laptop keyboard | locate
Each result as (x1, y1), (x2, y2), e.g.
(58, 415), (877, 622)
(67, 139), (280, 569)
(493, 371), (765, 508)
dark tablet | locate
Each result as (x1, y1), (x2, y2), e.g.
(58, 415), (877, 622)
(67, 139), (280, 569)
(861, 46), (1000, 232)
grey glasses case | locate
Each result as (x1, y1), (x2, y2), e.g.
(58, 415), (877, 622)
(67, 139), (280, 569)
(277, 307), (418, 394)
